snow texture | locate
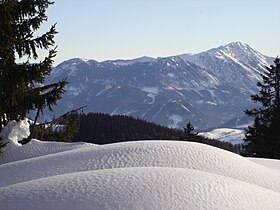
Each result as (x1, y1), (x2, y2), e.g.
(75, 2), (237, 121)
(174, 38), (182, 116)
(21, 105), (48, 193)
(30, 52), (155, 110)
(1, 120), (280, 210)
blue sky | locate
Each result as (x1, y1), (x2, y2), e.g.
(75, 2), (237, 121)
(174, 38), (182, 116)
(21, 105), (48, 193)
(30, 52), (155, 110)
(43, 0), (280, 65)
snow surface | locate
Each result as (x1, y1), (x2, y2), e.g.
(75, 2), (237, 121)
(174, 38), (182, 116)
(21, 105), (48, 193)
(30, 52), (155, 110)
(248, 158), (280, 172)
(1, 120), (280, 210)
(200, 128), (245, 144)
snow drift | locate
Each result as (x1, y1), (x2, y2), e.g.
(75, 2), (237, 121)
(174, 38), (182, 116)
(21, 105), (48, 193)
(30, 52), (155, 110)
(0, 120), (280, 210)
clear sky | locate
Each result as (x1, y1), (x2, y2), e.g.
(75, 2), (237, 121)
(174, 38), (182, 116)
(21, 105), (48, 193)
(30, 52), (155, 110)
(41, 0), (280, 65)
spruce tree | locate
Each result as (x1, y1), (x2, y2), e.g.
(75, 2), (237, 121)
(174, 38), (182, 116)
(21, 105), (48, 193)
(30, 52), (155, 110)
(0, 0), (67, 144)
(181, 122), (199, 141)
(244, 58), (280, 158)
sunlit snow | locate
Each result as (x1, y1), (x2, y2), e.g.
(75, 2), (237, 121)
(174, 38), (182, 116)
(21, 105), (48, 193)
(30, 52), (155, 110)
(200, 128), (245, 145)
(0, 120), (280, 210)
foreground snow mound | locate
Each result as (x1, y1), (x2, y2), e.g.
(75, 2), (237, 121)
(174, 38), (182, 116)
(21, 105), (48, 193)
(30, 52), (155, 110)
(1, 135), (280, 210)
(1, 167), (280, 210)
(1, 141), (280, 193)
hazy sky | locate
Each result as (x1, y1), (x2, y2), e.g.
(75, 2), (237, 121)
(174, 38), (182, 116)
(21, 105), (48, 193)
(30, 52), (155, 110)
(42, 0), (280, 65)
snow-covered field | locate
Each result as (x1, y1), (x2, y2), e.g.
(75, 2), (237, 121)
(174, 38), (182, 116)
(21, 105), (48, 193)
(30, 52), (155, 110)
(0, 120), (280, 210)
(200, 128), (245, 144)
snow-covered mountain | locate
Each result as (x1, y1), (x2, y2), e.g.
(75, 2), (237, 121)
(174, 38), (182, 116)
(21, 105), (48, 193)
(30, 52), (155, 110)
(180, 42), (273, 94)
(44, 42), (274, 129)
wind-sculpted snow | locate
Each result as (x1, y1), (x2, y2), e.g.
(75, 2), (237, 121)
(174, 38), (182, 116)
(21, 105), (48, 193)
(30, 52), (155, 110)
(1, 120), (280, 210)
(1, 167), (280, 210)
(0, 139), (92, 164)
(1, 140), (280, 194)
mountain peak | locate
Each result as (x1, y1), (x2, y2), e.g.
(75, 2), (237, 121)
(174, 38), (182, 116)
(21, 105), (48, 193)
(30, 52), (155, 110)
(222, 41), (256, 55)
(201, 41), (270, 64)
(226, 41), (250, 48)
(206, 41), (253, 55)
(179, 41), (273, 96)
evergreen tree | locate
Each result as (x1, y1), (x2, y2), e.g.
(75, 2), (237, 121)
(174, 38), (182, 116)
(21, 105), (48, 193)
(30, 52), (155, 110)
(181, 122), (198, 141)
(244, 58), (280, 158)
(184, 122), (196, 135)
(0, 0), (67, 145)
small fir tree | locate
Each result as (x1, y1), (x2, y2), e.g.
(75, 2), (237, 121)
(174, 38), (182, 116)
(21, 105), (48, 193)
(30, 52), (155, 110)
(184, 122), (195, 134)
(244, 57), (280, 158)
(0, 0), (67, 145)
(181, 122), (198, 141)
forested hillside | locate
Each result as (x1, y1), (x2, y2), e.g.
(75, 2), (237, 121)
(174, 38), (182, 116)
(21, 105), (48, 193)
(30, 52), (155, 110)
(72, 113), (182, 144)
(70, 113), (238, 153)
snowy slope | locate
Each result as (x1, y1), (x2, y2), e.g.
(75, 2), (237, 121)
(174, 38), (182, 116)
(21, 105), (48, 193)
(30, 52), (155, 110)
(200, 128), (245, 145)
(181, 41), (273, 94)
(248, 158), (280, 172)
(1, 120), (280, 210)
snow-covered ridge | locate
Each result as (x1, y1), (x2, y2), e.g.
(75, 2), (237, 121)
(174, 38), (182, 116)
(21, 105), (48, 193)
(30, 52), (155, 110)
(181, 41), (273, 94)
(109, 56), (155, 66)
(0, 120), (280, 209)
(59, 56), (156, 67)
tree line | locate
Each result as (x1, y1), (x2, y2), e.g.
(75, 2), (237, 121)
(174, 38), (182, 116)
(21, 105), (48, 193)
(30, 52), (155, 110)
(67, 112), (238, 153)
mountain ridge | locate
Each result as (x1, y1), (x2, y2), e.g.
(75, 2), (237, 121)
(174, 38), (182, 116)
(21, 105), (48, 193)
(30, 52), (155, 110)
(45, 42), (274, 130)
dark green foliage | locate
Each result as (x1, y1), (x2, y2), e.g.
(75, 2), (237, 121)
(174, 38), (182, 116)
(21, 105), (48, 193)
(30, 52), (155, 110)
(0, 0), (67, 147)
(72, 113), (182, 144)
(71, 113), (236, 153)
(181, 122), (198, 141)
(244, 58), (280, 158)
(29, 114), (78, 143)
(26, 106), (85, 143)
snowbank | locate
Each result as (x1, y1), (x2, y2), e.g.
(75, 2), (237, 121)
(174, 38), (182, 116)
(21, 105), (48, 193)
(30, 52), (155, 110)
(1, 120), (280, 210)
